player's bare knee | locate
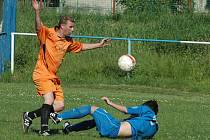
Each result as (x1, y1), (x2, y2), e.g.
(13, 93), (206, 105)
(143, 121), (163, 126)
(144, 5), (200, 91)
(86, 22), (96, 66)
(91, 106), (99, 114)
(43, 92), (54, 105)
(58, 105), (65, 111)
(44, 99), (54, 105)
(53, 102), (65, 112)
(54, 106), (64, 112)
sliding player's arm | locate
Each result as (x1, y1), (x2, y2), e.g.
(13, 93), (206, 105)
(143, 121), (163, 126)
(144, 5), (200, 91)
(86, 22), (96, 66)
(101, 96), (128, 113)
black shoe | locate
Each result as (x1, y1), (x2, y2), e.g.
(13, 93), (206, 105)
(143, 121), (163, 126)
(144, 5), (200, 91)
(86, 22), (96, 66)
(63, 121), (72, 134)
(50, 112), (61, 124)
(39, 130), (51, 136)
(22, 112), (32, 133)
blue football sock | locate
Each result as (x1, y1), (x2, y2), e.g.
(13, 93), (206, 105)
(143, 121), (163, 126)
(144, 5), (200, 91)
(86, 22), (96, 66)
(58, 105), (91, 120)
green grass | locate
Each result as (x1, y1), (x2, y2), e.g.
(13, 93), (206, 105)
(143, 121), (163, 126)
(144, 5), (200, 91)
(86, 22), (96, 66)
(3, 1), (209, 92)
(0, 82), (210, 140)
(2, 4), (210, 139)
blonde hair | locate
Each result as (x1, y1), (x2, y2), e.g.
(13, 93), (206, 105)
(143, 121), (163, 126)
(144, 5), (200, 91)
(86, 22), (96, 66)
(57, 16), (75, 28)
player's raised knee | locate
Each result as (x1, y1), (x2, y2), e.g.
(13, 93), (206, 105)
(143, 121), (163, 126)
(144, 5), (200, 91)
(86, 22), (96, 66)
(57, 105), (65, 112)
(54, 102), (65, 112)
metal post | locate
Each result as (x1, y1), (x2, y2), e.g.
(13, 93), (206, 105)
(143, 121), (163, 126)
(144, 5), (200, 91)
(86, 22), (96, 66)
(128, 39), (131, 55)
(11, 32), (14, 74)
(1, 0), (16, 73)
(0, 33), (6, 73)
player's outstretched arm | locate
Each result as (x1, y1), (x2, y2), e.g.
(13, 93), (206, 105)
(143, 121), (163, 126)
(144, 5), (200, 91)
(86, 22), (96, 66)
(81, 38), (111, 51)
(101, 96), (128, 113)
(32, 0), (43, 32)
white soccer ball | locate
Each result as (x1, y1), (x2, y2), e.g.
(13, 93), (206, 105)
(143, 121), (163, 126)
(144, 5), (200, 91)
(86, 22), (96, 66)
(118, 54), (136, 72)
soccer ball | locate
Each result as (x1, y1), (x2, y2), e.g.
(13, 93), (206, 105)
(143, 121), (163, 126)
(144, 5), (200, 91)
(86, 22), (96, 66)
(118, 54), (136, 72)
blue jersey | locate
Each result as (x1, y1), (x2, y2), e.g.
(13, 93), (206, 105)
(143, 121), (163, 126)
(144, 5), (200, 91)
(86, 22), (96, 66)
(92, 108), (121, 138)
(126, 105), (158, 139)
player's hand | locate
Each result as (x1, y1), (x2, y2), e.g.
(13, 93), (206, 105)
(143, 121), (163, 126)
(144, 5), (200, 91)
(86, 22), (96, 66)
(101, 96), (112, 105)
(99, 38), (111, 47)
(32, 0), (43, 11)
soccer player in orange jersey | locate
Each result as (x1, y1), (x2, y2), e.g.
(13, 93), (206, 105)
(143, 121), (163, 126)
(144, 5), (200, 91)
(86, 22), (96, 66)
(22, 0), (111, 136)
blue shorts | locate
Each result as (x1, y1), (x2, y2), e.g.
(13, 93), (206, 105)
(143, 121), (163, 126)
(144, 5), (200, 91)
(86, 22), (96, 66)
(92, 108), (121, 138)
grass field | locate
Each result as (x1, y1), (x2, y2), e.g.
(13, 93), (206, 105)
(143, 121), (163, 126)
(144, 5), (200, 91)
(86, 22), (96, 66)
(0, 82), (210, 140)
(1, 1), (210, 140)
(9, 5), (210, 92)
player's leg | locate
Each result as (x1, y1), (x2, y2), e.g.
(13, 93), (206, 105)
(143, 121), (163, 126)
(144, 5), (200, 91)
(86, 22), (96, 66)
(63, 119), (96, 134)
(62, 106), (98, 134)
(52, 84), (65, 112)
(22, 112), (33, 133)
(49, 84), (65, 123)
(22, 93), (54, 134)
(64, 106), (121, 137)
(22, 107), (42, 133)
(27, 108), (42, 119)
(39, 92), (54, 136)
(50, 105), (92, 124)
(91, 107), (121, 138)
(22, 79), (54, 133)
(60, 105), (91, 120)
(32, 79), (57, 135)
(50, 100), (64, 124)
(53, 100), (64, 112)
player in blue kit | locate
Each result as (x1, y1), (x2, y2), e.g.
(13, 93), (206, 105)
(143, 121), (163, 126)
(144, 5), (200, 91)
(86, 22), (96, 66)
(50, 96), (159, 139)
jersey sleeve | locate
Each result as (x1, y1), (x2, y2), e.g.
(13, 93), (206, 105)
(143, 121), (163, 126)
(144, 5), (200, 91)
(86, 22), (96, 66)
(37, 25), (49, 46)
(67, 40), (83, 53)
(126, 105), (143, 115)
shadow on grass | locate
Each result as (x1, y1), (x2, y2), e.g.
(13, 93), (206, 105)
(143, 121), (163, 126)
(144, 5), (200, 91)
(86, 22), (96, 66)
(30, 128), (64, 135)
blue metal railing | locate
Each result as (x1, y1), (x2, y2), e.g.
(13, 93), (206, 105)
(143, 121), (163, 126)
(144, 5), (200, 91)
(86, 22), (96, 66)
(0, 32), (7, 73)
(71, 35), (210, 55)
(10, 32), (210, 74)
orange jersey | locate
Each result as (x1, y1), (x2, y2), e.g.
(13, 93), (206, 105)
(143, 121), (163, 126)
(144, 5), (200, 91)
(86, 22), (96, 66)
(33, 25), (83, 81)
